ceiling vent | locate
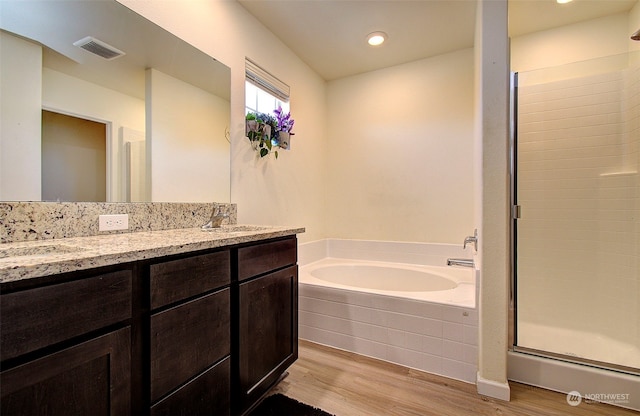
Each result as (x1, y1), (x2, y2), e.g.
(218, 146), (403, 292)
(73, 36), (125, 60)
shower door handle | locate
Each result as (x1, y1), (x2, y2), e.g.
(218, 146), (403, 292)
(512, 205), (521, 219)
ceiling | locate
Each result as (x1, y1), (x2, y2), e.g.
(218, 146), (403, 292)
(237, 0), (638, 81)
(0, 0), (230, 100)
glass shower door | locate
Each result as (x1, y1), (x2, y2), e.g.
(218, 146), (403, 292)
(514, 53), (639, 372)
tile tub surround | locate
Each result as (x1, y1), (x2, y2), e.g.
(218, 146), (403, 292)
(0, 202), (236, 243)
(0, 225), (305, 283)
(299, 285), (479, 383)
(298, 239), (479, 383)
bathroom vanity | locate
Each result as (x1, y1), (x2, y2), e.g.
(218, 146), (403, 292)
(0, 226), (303, 416)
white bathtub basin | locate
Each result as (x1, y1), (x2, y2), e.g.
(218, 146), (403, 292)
(311, 264), (458, 292)
(300, 258), (475, 307)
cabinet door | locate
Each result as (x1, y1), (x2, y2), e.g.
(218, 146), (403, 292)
(150, 289), (230, 403)
(238, 265), (298, 409)
(1, 327), (131, 416)
(150, 357), (230, 416)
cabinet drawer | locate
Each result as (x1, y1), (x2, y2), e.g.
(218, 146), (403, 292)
(150, 288), (230, 403)
(237, 237), (296, 281)
(1, 270), (132, 361)
(150, 356), (230, 416)
(150, 250), (230, 309)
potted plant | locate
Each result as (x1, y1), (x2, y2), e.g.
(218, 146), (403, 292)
(274, 106), (295, 150)
(245, 106), (295, 158)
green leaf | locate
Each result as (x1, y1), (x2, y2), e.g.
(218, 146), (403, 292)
(260, 148), (268, 158)
(275, 151), (278, 159)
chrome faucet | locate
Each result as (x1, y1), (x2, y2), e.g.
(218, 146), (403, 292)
(201, 208), (229, 230)
(463, 229), (478, 251)
(447, 258), (474, 268)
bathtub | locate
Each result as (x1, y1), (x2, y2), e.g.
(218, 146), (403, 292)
(298, 239), (479, 383)
(302, 258), (475, 306)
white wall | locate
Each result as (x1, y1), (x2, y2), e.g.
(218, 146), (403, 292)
(511, 13), (630, 73)
(326, 49), (475, 244)
(119, 0), (328, 243)
(0, 32), (42, 200)
(146, 68), (230, 203)
(43, 68), (145, 202)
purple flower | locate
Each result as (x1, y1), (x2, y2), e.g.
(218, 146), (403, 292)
(274, 106), (295, 134)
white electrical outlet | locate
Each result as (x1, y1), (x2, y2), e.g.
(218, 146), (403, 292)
(99, 214), (129, 231)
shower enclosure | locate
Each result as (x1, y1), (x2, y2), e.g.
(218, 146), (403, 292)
(512, 51), (639, 377)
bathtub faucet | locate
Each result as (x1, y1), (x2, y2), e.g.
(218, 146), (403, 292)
(447, 258), (474, 268)
(463, 229), (478, 251)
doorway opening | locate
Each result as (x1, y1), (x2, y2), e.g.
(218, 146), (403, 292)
(41, 110), (107, 202)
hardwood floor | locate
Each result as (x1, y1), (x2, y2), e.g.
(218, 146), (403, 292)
(269, 340), (638, 416)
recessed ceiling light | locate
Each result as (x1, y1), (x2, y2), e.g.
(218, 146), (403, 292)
(367, 32), (387, 46)
(556, 0), (572, 4)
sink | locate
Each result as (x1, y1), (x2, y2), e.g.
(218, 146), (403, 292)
(0, 244), (86, 259)
(201, 225), (272, 233)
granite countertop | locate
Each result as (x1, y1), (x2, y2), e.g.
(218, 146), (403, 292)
(0, 225), (305, 283)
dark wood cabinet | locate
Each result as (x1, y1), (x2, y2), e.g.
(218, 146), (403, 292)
(1, 269), (132, 361)
(149, 249), (231, 415)
(150, 289), (230, 402)
(1, 269), (133, 416)
(237, 237), (297, 281)
(238, 266), (298, 410)
(0, 235), (298, 416)
(150, 357), (230, 416)
(150, 250), (230, 309)
(1, 327), (131, 416)
(236, 237), (298, 414)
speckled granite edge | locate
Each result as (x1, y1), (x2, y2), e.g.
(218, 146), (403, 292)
(0, 226), (305, 283)
(0, 202), (236, 243)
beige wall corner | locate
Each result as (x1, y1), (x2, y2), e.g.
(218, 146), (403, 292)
(477, 372), (511, 401)
(474, 0), (511, 401)
(630, 1), (640, 52)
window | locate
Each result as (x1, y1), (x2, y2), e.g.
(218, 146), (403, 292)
(245, 82), (289, 114)
(245, 58), (290, 115)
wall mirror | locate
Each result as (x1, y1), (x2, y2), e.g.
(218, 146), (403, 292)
(0, 0), (231, 203)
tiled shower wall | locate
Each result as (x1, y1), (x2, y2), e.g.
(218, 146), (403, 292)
(516, 64), (639, 356)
